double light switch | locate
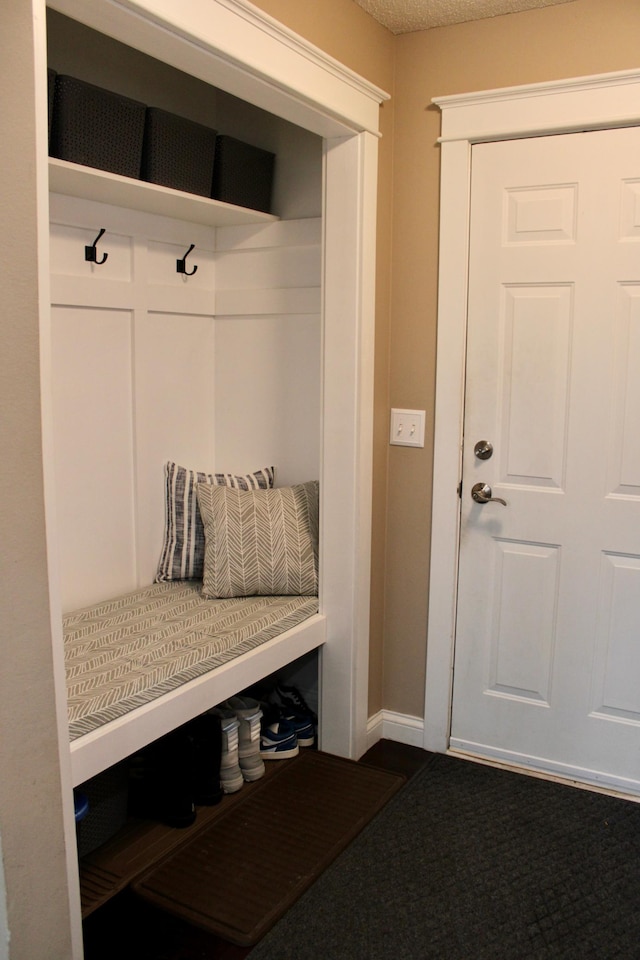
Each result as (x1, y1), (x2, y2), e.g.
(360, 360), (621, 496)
(389, 408), (426, 448)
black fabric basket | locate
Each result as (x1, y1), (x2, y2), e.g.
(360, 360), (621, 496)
(141, 108), (217, 197)
(76, 761), (129, 859)
(50, 75), (146, 179)
(47, 69), (56, 146)
(211, 135), (275, 213)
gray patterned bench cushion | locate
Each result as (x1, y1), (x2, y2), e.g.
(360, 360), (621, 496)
(64, 581), (318, 741)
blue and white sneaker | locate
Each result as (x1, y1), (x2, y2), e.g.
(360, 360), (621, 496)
(260, 701), (315, 748)
(277, 708), (315, 747)
(260, 715), (299, 760)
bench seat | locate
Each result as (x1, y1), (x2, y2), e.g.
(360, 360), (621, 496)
(64, 581), (321, 785)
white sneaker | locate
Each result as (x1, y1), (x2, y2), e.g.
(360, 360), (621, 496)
(209, 707), (243, 793)
(222, 696), (266, 782)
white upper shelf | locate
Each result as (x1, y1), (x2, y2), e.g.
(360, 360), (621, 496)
(49, 158), (278, 227)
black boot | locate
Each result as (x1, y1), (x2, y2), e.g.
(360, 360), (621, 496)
(128, 726), (197, 828)
(186, 712), (223, 807)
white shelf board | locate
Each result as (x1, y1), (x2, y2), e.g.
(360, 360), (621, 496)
(48, 158), (278, 227)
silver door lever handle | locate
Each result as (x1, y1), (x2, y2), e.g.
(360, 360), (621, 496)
(471, 482), (507, 506)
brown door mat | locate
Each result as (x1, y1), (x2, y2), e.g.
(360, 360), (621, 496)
(79, 758), (287, 918)
(131, 749), (406, 946)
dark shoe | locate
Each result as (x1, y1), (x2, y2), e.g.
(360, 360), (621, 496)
(128, 727), (196, 828)
(186, 712), (224, 806)
(270, 682), (318, 727)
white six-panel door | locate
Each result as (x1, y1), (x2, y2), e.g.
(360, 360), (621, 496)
(451, 126), (640, 793)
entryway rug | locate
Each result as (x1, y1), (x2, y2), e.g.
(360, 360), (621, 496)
(246, 753), (640, 960)
(131, 750), (405, 946)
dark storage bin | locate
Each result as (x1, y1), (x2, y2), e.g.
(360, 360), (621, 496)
(50, 75), (146, 179)
(211, 135), (275, 213)
(76, 761), (129, 858)
(141, 107), (217, 197)
(47, 69), (56, 145)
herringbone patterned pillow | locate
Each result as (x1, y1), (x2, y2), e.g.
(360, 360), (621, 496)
(197, 481), (319, 598)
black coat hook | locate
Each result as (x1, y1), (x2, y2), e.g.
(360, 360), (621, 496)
(85, 228), (108, 265)
(177, 243), (198, 276)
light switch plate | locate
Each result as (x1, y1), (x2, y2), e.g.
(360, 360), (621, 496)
(390, 408), (425, 447)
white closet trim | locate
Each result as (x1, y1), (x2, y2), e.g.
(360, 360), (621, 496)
(47, 0), (389, 137)
(424, 69), (640, 754)
(38, 3), (386, 953)
(42, 0), (386, 772)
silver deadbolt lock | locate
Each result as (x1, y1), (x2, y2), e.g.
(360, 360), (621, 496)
(471, 482), (507, 506)
(474, 440), (493, 460)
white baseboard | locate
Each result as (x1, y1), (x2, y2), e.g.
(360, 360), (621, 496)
(366, 710), (425, 751)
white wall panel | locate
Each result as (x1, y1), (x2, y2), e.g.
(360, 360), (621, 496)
(50, 199), (322, 604)
(50, 305), (136, 610)
(213, 314), (320, 486)
(215, 219), (321, 252)
(215, 287), (320, 316)
(216, 245), (320, 291)
(134, 312), (216, 583)
(49, 222), (133, 281)
(214, 217), (322, 485)
(147, 239), (216, 288)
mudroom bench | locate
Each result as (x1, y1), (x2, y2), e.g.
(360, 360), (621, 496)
(66, 581), (324, 787)
(66, 472), (324, 787)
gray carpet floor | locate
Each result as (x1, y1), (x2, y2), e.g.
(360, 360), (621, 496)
(246, 753), (640, 960)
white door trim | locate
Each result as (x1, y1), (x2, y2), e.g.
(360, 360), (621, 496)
(424, 68), (640, 754)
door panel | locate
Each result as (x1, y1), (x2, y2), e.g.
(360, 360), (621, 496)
(500, 283), (572, 488)
(451, 127), (640, 793)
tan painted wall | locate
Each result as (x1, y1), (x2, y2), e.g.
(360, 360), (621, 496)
(0, 3), (74, 958)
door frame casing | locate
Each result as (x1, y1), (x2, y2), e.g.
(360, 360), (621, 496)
(424, 69), (640, 754)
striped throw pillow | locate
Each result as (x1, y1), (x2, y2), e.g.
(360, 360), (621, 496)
(197, 480), (319, 598)
(156, 461), (275, 582)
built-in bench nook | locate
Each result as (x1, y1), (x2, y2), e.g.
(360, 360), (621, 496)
(41, 1), (387, 946)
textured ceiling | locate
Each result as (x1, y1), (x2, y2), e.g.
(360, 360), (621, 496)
(353, 0), (576, 34)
